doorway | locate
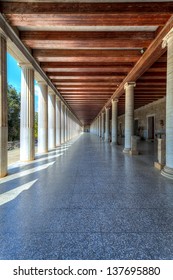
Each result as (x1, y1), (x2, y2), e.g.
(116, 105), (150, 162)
(134, 119), (139, 136)
(147, 116), (155, 140)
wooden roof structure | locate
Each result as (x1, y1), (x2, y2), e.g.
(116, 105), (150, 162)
(1, 0), (173, 125)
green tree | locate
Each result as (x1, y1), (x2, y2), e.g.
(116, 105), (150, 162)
(7, 84), (20, 141)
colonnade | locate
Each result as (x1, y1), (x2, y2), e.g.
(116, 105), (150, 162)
(0, 31), (81, 178)
(91, 28), (173, 180)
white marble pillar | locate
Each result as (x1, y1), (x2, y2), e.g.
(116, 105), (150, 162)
(123, 82), (136, 153)
(66, 109), (69, 141)
(111, 99), (118, 144)
(161, 29), (173, 179)
(38, 82), (48, 153)
(20, 64), (35, 161)
(61, 102), (65, 144)
(98, 117), (100, 137)
(0, 32), (7, 177)
(56, 97), (61, 146)
(98, 116), (101, 137)
(101, 111), (104, 139)
(105, 107), (110, 142)
(48, 90), (56, 150)
(64, 106), (67, 142)
(68, 111), (71, 139)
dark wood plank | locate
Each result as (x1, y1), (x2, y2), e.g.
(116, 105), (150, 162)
(2, 2), (173, 14)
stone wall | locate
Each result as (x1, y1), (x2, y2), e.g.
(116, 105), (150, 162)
(118, 97), (166, 139)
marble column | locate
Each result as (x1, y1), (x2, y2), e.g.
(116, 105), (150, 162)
(101, 111), (104, 139)
(123, 82), (136, 153)
(161, 29), (173, 179)
(68, 111), (71, 139)
(98, 116), (101, 137)
(61, 102), (65, 144)
(38, 82), (48, 153)
(111, 99), (118, 144)
(48, 90), (56, 150)
(64, 106), (67, 142)
(20, 64), (35, 161)
(66, 109), (69, 141)
(56, 97), (61, 146)
(97, 118), (99, 136)
(105, 107), (110, 142)
(0, 32), (7, 177)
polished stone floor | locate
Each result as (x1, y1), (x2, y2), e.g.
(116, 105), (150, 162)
(0, 133), (173, 260)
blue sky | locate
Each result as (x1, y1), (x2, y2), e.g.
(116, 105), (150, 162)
(7, 53), (38, 111)
(7, 53), (21, 93)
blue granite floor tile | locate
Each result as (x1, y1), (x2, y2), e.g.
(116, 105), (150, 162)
(73, 182), (96, 193)
(102, 233), (160, 260)
(71, 193), (98, 208)
(64, 208), (101, 233)
(1, 134), (173, 259)
(0, 233), (63, 260)
(59, 233), (104, 260)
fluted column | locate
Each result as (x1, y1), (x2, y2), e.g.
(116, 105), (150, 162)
(105, 107), (110, 142)
(101, 111), (104, 139)
(20, 64), (35, 161)
(111, 99), (118, 144)
(56, 97), (61, 146)
(61, 102), (65, 144)
(66, 109), (69, 141)
(99, 115), (102, 137)
(48, 90), (56, 150)
(64, 106), (67, 142)
(38, 82), (48, 153)
(0, 32), (7, 177)
(161, 29), (173, 179)
(123, 82), (136, 153)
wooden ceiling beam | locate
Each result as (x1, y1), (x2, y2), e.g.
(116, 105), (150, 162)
(41, 62), (134, 67)
(43, 67), (131, 73)
(60, 89), (115, 93)
(34, 49), (140, 63)
(56, 82), (117, 86)
(21, 31), (153, 49)
(33, 49), (141, 58)
(20, 31), (155, 40)
(49, 76), (123, 80)
(5, 14), (169, 27)
(23, 39), (151, 49)
(2, 2), (173, 14)
(57, 85), (116, 88)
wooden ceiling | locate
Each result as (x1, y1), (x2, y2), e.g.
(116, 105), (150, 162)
(1, 1), (172, 125)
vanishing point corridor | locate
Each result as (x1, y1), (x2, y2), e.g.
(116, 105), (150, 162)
(0, 133), (173, 260)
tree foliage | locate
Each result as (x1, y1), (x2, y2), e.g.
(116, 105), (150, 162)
(7, 84), (20, 141)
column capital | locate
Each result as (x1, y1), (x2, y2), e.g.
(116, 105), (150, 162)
(48, 88), (55, 95)
(19, 62), (33, 69)
(112, 98), (119, 104)
(37, 80), (47, 86)
(162, 28), (173, 49)
(105, 106), (110, 111)
(0, 29), (7, 40)
(124, 82), (136, 90)
(56, 96), (61, 101)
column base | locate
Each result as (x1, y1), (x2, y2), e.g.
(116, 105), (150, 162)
(129, 150), (139, 155)
(154, 162), (164, 171)
(161, 166), (173, 179)
(111, 141), (118, 145)
(123, 148), (131, 154)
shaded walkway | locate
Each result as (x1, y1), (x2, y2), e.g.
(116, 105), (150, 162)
(0, 133), (173, 259)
